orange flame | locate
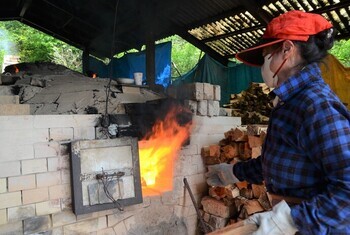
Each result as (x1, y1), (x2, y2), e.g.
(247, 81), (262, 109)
(139, 105), (192, 196)
(92, 73), (97, 78)
(14, 65), (19, 73)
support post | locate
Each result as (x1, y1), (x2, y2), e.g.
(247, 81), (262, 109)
(82, 48), (90, 75)
(146, 36), (156, 87)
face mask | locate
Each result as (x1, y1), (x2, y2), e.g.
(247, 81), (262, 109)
(261, 54), (278, 88)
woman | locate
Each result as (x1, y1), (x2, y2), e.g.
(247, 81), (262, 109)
(206, 10), (350, 234)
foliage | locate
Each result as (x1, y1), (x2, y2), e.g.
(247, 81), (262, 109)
(50, 44), (82, 72)
(159, 35), (203, 77)
(0, 20), (349, 76)
(330, 39), (350, 67)
(0, 21), (82, 72)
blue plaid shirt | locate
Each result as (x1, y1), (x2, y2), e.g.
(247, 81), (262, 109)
(233, 63), (350, 234)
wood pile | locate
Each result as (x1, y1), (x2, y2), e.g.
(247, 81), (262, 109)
(223, 83), (273, 125)
(200, 125), (271, 232)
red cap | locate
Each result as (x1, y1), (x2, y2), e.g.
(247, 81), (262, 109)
(236, 10), (333, 67)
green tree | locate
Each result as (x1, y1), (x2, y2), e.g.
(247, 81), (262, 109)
(330, 39), (350, 67)
(0, 21), (82, 72)
(159, 35), (202, 78)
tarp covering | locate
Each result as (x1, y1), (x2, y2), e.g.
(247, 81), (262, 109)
(89, 42), (171, 87)
(320, 54), (350, 107)
(172, 54), (263, 105)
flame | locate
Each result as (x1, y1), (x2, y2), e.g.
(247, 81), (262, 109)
(14, 65), (19, 73)
(92, 73), (97, 78)
(139, 105), (192, 196)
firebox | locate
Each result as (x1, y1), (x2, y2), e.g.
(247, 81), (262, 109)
(70, 137), (143, 215)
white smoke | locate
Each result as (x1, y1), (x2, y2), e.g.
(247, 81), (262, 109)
(0, 28), (18, 55)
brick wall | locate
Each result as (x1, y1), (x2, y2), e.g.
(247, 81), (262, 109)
(0, 114), (240, 234)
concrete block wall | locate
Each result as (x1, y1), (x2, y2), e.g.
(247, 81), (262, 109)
(0, 114), (240, 235)
(168, 83), (221, 117)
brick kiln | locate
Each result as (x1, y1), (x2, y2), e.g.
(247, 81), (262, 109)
(0, 63), (242, 234)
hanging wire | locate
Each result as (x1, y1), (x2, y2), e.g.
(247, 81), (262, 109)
(102, 0), (120, 128)
(97, 168), (124, 211)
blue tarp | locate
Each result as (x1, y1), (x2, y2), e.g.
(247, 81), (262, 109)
(172, 55), (264, 105)
(89, 42), (171, 87)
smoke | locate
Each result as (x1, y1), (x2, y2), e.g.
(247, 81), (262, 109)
(0, 28), (18, 55)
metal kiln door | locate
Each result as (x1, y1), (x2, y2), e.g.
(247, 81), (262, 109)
(71, 137), (142, 215)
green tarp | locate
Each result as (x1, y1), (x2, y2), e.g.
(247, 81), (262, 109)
(172, 55), (263, 105)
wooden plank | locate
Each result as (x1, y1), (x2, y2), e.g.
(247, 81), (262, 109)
(207, 220), (257, 235)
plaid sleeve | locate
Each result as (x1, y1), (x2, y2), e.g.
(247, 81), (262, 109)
(291, 99), (350, 234)
(233, 156), (263, 184)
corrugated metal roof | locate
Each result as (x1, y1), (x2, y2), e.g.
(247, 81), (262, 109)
(187, 0), (350, 59)
(0, 0), (349, 64)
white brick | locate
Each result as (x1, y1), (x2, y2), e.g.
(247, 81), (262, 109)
(34, 142), (60, 158)
(23, 215), (50, 234)
(37, 171), (61, 187)
(22, 158), (47, 174)
(0, 128), (48, 145)
(49, 184), (71, 200)
(0, 178), (7, 193)
(0, 221), (23, 234)
(36, 199), (61, 215)
(0, 161), (20, 177)
(191, 155), (206, 174)
(49, 127), (73, 141)
(180, 144), (198, 155)
(203, 83), (214, 100)
(34, 115), (100, 128)
(8, 204), (35, 222)
(0, 104), (30, 115)
(0, 209), (6, 225)
(74, 127), (96, 140)
(184, 100), (197, 114)
(208, 100), (220, 117)
(0, 115), (34, 130)
(193, 115), (241, 126)
(48, 157), (59, 171)
(197, 100), (207, 116)
(57, 155), (70, 171)
(61, 198), (72, 211)
(214, 85), (221, 101)
(97, 227), (115, 235)
(179, 83), (204, 100)
(52, 211), (76, 227)
(8, 174), (36, 192)
(0, 144), (34, 163)
(61, 170), (70, 184)
(190, 133), (226, 147)
(23, 187), (49, 204)
(113, 221), (127, 235)
(0, 192), (22, 209)
(64, 217), (107, 234)
(0, 95), (19, 104)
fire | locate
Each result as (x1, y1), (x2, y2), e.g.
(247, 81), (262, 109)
(14, 65), (19, 73)
(92, 73), (97, 78)
(139, 105), (192, 196)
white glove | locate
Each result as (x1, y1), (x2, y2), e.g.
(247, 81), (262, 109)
(245, 200), (298, 235)
(205, 163), (239, 186)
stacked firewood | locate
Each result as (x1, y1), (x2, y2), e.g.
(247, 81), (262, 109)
(223, 83), (273, 125)
(200, 125), (271, 232)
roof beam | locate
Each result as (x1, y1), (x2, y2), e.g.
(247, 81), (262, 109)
(185, 6), (245, 30)
(202, 24), (264, 43)
(19, 0), (32, 18)
(41, 0), (100, 32)
(240, 0), (272, 24)
(311, 0), (350, 14)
